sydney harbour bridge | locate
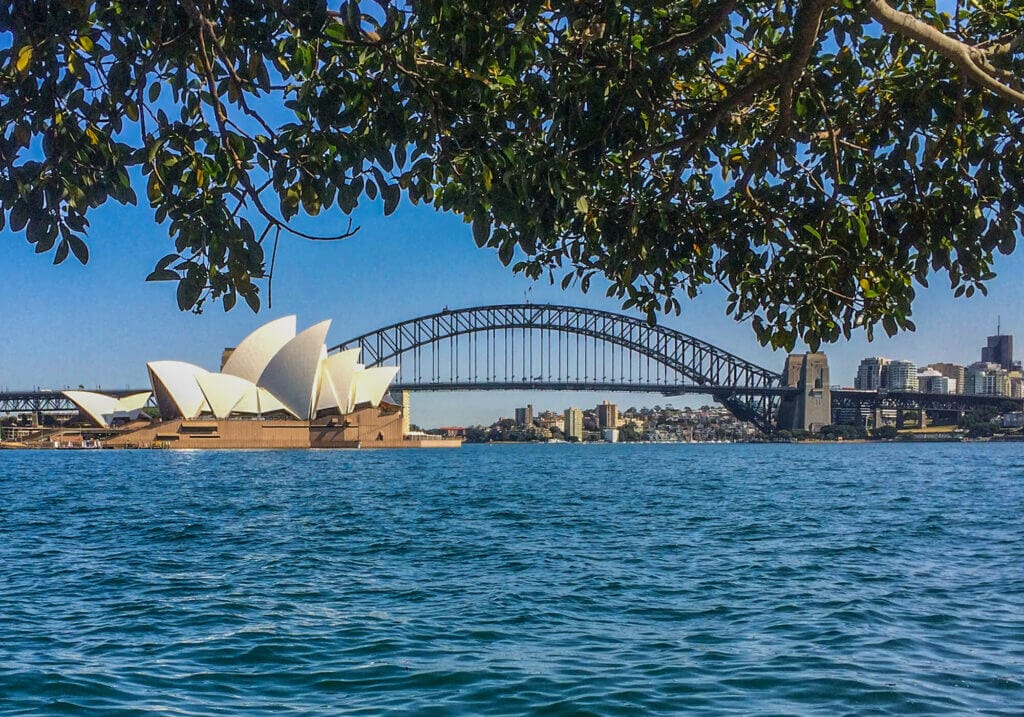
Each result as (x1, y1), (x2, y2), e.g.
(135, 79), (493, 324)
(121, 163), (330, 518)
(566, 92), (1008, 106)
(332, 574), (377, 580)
(2, 304), (1019, 432)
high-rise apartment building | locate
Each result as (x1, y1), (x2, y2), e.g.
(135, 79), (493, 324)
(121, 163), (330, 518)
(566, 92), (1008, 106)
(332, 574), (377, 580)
(515, 404), (534, 427)
(596, 400), (619, 429)
(854, 357), (890, 390)
(564, 407), (584, 442)
(887, 360), (919, 391)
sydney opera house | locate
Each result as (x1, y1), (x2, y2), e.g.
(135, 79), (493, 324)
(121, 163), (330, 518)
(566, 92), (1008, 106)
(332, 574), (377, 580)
(61, 317), (456, 449)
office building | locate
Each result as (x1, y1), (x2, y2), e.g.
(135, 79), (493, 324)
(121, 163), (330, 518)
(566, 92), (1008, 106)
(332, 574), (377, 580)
(981, 330), (1015, 370)
(854, 357), (890, 390)
(564, 407), (584, 442)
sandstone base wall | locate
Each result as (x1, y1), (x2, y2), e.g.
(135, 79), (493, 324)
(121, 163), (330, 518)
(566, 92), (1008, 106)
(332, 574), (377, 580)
(103, 404), (461, 449)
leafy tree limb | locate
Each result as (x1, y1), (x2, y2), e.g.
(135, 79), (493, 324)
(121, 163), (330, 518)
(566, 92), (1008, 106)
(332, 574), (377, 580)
(0, 0), (1021, 350)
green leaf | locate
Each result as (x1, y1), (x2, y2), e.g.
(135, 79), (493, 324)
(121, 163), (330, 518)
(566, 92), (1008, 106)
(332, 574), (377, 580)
(156, 253), (179, 270)
(176, 276), (202, 310)
(10, 202), (29, 232)
(53, 239), (70, 265)
(146, 269), (179, 282)
(68, 235), (89, 264)
(472, 214), (490, 247)
(244, 289), (260, 313)
(853, 214), (868, 248)
(802, 224), (821, 240)
(882, 314), (898, 337)
(382, 183), (400, 216)
(998, 232), (1016, 254)
(147, 175), (162, 203)
(498, 240), (514, 266)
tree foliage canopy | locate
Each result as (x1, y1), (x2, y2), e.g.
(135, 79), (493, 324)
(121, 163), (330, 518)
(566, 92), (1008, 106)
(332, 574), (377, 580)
(1, 0), (1022, 348)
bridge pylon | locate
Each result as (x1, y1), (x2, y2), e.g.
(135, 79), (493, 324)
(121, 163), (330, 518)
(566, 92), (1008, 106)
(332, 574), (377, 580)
(777, 353), (832, 432)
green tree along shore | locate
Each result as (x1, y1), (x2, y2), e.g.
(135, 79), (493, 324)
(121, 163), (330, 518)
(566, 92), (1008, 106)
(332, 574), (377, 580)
(1, 1), (1021, 348)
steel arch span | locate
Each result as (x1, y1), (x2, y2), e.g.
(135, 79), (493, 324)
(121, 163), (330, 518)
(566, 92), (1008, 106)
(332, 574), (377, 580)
(331, 304), (786, 431)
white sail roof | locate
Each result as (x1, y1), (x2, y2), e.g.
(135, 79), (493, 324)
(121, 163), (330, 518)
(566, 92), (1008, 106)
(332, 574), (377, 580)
(195, 373), (256, 419)
(257, 320), (332, 420)
(147, 361), (210, 419)
(62, 391), (118, 427)
(117, 392), (153, 413)
(257, 387), (288, 415)
(219, 384), (287, 415)
(316, 348), (361, 413)
(351, 366), (400, 408)
(62, 390), (153, 428)
(221, 315), (297, 384)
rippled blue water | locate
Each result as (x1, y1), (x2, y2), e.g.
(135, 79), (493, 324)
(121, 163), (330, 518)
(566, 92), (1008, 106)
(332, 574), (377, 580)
(1, 443), (1022, 714)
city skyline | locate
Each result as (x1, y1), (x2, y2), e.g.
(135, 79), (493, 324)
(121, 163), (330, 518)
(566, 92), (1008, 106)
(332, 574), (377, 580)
(2, 196), (1023, 426)
(851, 328), (1024, 398)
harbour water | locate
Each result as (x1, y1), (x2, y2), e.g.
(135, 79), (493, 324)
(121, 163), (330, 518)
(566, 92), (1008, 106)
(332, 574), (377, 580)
(1, 443), (1022, 714)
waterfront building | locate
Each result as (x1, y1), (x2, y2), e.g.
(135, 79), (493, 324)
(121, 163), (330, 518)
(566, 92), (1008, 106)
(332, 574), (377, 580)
(964, 361), (1009, 396)
(917, 368), (956, 394)
(141, 318), (398, 421)
(929, 363), (965, 394)
(564, 407), (584, 442)
(854, 357), (890, 390)
(886, 360), (919, 391)
(597, 400), (619, 429)
(61, 317), (456, 449)
(1009, 371), (1023, 399)
(601, 428), (620, 443)
(515, 404), (534, 427)
(536, 410), (564, 432)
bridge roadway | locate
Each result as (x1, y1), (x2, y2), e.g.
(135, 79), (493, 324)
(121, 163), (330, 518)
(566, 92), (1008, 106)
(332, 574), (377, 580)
(831, 388), (1023, 413)
(3, 385), (1019, 421)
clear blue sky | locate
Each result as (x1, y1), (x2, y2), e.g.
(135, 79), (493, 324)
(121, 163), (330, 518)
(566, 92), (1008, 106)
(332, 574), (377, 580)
(2, 193), (1022, 427)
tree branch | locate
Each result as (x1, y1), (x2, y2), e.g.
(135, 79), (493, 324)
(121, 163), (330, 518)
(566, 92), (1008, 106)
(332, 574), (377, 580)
(865, 0), (1024, 104)
(650, 0), (736, 56)
(179, 0), (357, 243)
(737, 0), (829, 191)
